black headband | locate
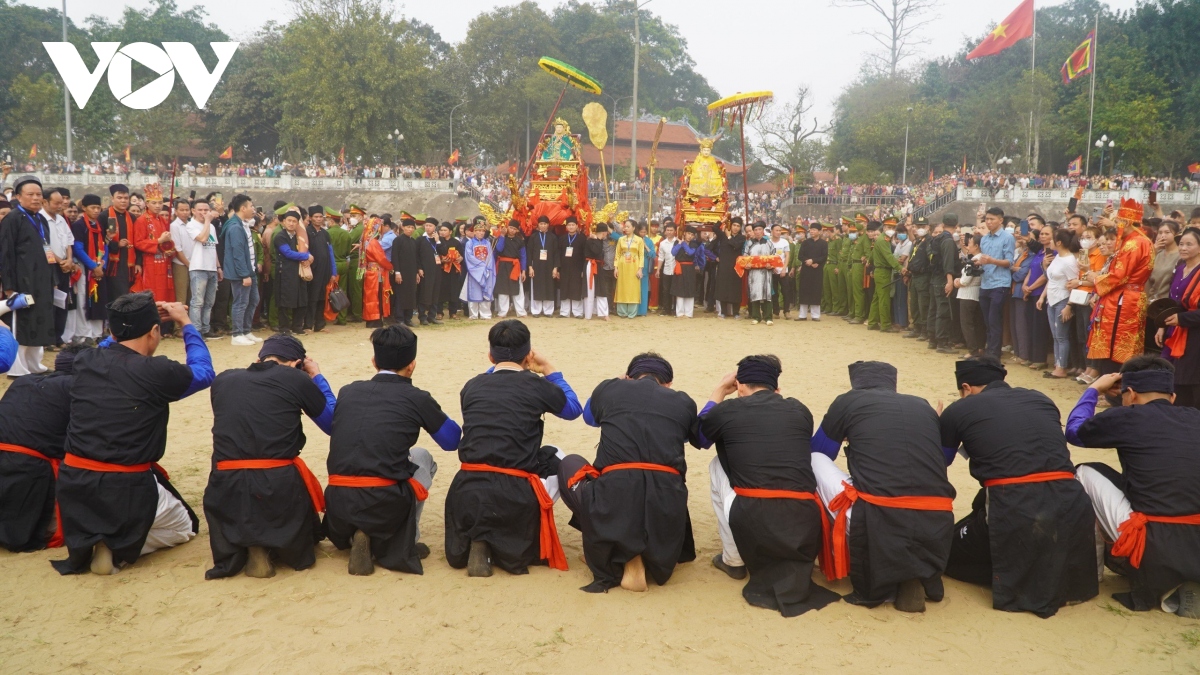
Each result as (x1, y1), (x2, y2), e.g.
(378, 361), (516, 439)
(375, 334), (417, 371)
(107, 293), (160, 340)
(627, 357), (673, 384)
(1121, 369), (1174, 395)
(490, 342), (531, 365)
(259, 334), (306, 362)
(955, 360), (1007, 388)
(737, 360), (780, 390)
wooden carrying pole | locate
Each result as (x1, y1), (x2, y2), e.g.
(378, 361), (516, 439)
(646, 117), (665, 220)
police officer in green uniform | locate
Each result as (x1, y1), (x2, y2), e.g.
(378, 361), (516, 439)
(821, 222), (840, 314)
(845, 214), (869, 323)
(865, 219), (901, 331)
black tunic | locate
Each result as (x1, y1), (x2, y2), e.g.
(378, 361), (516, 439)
(272, 228), (308, 309)
(324, 373), (450, 573)
(1074, 400), (1200, 610)
(70, 217), (109, 320)
(701, 390), (842, 616)
(557, 232), (587, 301)
(715, 229), (746, 304)
(0, 207), (57, 345)
(203, 361), (328, 578)
(526, 231), (560, 300)
(307, 224), (334, 288)
(99, 207), (135, 298)
(818, 377), (956, 605)
(940, 382), (1097, 617)
(0, 371), (73, 551)
(1172, 303), (1200, 385)
(494, 234), (526, 296)
(571, 378), (698, 591)
(584, 238), (608, 296)
(671, 241), (702, 299)
(391, 234), (419, 311)
(416, 235), (441, 306)
(52, 345), (200, 574)
(439, 238), (465, 305)
(797, 238), (828, 306)
(444, 369), (566, 574)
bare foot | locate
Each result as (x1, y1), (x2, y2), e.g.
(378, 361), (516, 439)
(620, 554), (648, 592)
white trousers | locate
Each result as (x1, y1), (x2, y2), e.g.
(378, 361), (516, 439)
(496, 290), (526, 317)
(1075, 465), (1133, 544)
(709, 456), (743, 567)
(529, 291), (552, 315)
(62, 275), (104, 343)
(797, 305), (821, 319)
(468, 301), (492, 320)
(586, 293), (609, 319)
(7, 346), (47, 377)
(675, 296), (695, 318)
(811, 453), (854, 528)
(409, 447), (438, 542)
(141, 481), (196, 555)
(559, 299), (583, 318)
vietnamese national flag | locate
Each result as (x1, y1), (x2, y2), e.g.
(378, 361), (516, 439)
(966, 0), (1034, 60)
(1188, 162), (1200, 175)
(28, 144), (37, 159)
(448, 149), (459, 166)
(219, 146), (233, 160)
(1061, 31), (1095, 84)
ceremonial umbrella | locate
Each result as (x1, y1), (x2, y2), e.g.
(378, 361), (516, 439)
(517, 57), (603, 187)
(707, 90), (773, 222)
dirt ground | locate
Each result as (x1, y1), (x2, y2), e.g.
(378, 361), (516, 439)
(1, 313), (1197, 674)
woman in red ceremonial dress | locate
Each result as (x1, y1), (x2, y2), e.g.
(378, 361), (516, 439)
(131, 183), (175, 302)
(1087, 199), (1154, 370)
(360, 218), (392, 323)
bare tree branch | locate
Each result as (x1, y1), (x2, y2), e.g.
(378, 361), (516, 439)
(751, 86), (830, 179)
(833, 0), (939, 78)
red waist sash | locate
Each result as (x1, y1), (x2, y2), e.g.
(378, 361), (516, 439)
(460, 463), (567, 571)
(565, 461), (681, 489)
(733, 486), (835, 580)
(497, 256), (521, 281)
(216, 458), (325, 513)
(983, 471), (1075, 487)
(1, 443), (63, 548)
(1112, 511), (1200, 568)
(327, 474), (428, 501)
(673, 261), (694, 275)
(826, 481), (954, 581)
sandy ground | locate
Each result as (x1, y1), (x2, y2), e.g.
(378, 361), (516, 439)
(1, 312), (1198, 674)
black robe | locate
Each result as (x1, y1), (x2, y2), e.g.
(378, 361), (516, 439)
(52, 345), (200, 574)
(391, 234), (419, 311)
(439, 237), (465, 306)
(494, 234), (526, 297)
(70, 217), (109, 320)
(203, 361), (328, 579)
(307, 224), (334, 288)
(324, 373), (450, 573)
(525, 230), (560, 301)
(272, 228), (308, 309)
(1074, 400), (1200, 611)
(818, 366), (956, 605)
(557, 232), (587, 301)
(0, 207), (57, 345)
(940, 382), (1097, 617)
(701, 390), (842, 616)
(715, 229), (746, 304)
(444, 370), (567, 573)
(416, 235), (441, 306)
(99, 207), (136, 298)
(797, 238), (828, 306)
(569, 378), (698, 591)
(0, 371), (73, 551)
(584, 238), (608, 297)
(671, 241), (702, 299)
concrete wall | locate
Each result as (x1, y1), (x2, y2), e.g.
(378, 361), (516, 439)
(219, 189), (484, 220)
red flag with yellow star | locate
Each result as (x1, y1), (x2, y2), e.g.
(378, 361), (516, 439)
(966, 0), (1034, 60)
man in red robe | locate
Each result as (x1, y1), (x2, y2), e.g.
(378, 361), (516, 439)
(131, 183), (175, 301)
(1087, 199), (1154, 371)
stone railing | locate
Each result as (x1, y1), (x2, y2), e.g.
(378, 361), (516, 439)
(956, 185), (1198, 206)
(25, 172), (458, 193)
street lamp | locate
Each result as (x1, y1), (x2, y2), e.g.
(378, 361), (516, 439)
(387, 129), (403, 166)
(603, 93), (632, 186)
(449, 101), (467, 159)
(901, 106), (913, 184)
(629, 0), (654, 180)
(1095, 135), (1115, 175)
(996, 156), (1013, 173)
(835, 165), (848, 186)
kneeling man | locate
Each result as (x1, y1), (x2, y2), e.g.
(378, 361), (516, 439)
(444, 319), (582, 576)
(324, 325), (461, 575)
(559, 353), (699, 593)
(203, 335), (335, 579)
(699, 355), (841, 616)
(811, 361), (956, 612)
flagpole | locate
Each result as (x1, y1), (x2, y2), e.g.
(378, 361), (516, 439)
(1084, 13), (1098, 176)
(1027, 2), (1035, 172)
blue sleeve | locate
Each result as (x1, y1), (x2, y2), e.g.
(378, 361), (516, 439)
(0, 325), (15, 373)
(431, 417), (461, 451)
(73, 241), (97, 270)
(98, 335), (115, 349)
(180, 324), (216, 399)
(582, 397), (599, 427)
(695, 400), (717, 449)
(309, 374), (336, 435)
(519, 247), (527, 269)
(545, 371), (582, 420)
(672, 241), (684, 257)
(942, 446), (958, 466)
(811, 425), (840, 460)
(1065, 388), (1099, 446)
(277, 242), (309, 261)
(328, 243), (336, 273)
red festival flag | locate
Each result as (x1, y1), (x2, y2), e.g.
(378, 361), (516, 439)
(1067, 155), (1083, 176)
(124, 145), (131, 162)
(448, 149), (459, 166)
(1187, 162), (1200, 175)
(928, 169), (934, 182)
(338, 147), (345, 164)
(966, 0), (1034, 60)
(28, 144), (37, 159)
(218, 146), (233, 160)
(1061, 31), (1095, 84)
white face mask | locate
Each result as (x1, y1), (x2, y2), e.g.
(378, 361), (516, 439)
(952, 232), (961, 242)
(1005, 226), (1016, 234)
(350, 217), (360, 226)
(916, 228), (928, 237)
(848, 233), (858, 241)
(884, 229), (895, 238)
(1079, 238), (1096, 250)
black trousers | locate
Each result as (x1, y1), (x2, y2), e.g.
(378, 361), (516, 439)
(945, 489), (992, 587)
(658, 275), (675, 315)
(305, 277), (328, 331)
(277, 305), (306, 333)
(211, 278), (232, 331)
(929, 282), (952, 347)
(772, 274), (794, 315)
(721, 301), (740, 317)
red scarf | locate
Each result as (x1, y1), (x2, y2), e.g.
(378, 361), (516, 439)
(106, 206), (136, 273)
(1166, 264), (1200, 358)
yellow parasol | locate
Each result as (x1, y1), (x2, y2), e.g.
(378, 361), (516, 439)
(706, 90), (773, 221)
(538, 57), (603, 96)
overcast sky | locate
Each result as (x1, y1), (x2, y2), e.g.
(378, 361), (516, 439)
(33, 0), (1140, 122)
